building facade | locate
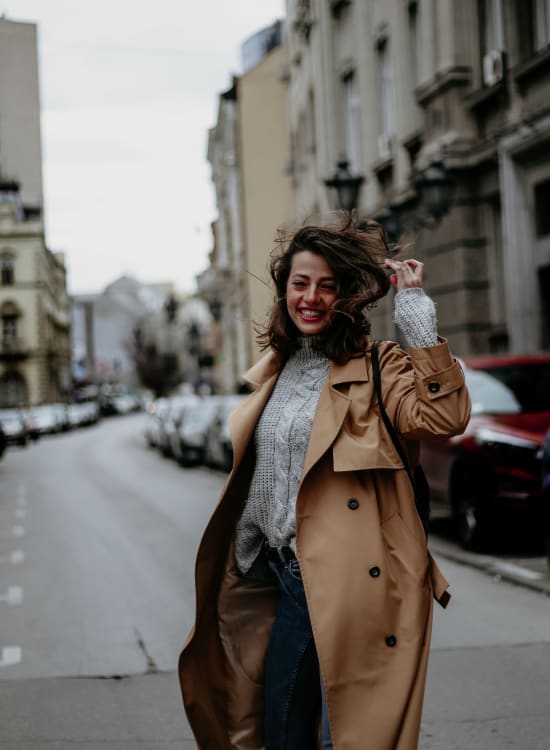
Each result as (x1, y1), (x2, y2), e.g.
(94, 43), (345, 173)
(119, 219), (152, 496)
(0, 18), (44, 216)
(200, 21), (294, 392)
(0, 187), (71, 406)
(286, 0), (550, 355)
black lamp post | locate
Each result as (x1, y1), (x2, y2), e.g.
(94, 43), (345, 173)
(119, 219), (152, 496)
(377, 160), (455, 241)
(324, 159), (365, 212)
(413, 160), (455, 224)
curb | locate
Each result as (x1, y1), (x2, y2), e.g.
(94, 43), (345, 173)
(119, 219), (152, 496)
(429, 537), (550, 597)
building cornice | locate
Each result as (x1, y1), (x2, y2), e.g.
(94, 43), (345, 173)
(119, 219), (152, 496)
(415, 66), (472, 106)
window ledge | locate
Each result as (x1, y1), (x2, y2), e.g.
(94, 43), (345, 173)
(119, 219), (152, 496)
(514, 46), (550, 86)
(415, 67), (471, 106)
(465, 79), (505, 112)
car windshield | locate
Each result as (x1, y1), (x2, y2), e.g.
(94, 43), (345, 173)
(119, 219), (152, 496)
(467, 363), (550, 414)
(0, 411), (20, 423)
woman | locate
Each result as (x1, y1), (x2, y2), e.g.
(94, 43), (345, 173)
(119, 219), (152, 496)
(179, 215), (471, 750)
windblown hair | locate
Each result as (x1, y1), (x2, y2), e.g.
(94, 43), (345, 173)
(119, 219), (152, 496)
(257, 212), (394, 364)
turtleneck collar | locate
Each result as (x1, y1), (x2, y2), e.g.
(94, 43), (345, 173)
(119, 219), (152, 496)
(296, 336), (324, 355)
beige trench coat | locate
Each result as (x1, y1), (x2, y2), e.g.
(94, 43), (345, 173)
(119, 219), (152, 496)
(179, 339), (471, 750)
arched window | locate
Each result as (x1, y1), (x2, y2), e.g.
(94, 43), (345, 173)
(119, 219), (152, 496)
(0, 371), (27, 407)
(1, 301), (22, 348)
(1, 259), (14, 285)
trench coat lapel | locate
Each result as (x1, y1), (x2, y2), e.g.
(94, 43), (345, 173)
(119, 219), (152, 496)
(228, 351), (281, 470)
(301, 354), (369, 483)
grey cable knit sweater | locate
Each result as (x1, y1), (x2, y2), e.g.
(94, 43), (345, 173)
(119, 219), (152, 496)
(234, 288), (437, 574)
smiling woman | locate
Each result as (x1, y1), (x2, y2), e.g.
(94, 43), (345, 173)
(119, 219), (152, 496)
(178, 211), (471, 749)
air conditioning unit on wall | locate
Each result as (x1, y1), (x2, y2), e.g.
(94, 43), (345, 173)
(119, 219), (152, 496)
(482, 49), (505, 87)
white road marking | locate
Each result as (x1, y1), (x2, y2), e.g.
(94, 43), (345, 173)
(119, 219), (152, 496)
(15, 508), (26, 520)
(0, 550), (24, 565)
(10, 550), (24, 564)
(0, 646), (22, 667)
(490, 560), (545, 581)
(0, 586), (24, 605)
(12, 525), (25, 537)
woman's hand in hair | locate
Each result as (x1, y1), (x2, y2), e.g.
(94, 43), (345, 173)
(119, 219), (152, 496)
(383, 259), (424, 292)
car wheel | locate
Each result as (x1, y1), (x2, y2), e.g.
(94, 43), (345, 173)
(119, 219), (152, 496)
(452, 467), (489, 550)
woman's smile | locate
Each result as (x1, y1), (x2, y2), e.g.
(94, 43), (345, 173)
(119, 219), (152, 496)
(286, 251), (337, 335)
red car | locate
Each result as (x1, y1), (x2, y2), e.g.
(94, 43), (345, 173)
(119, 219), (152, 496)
(420, 353), (550, 549)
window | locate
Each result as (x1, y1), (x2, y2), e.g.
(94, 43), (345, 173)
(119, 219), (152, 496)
(1, 259), (14, 285)
(518, 0), (550, 58)
(2, 315), (17, 344)
(377, 37), (395, 137)
(534, 177), (550, 236)
(479, 0), (505, 56)
(342, 73), (362, 172)
(408, 1), (421, 87)
(0, 371), (26, 408)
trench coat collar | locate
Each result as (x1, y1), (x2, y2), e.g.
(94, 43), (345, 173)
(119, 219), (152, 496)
(235, 347), (370, 482)
(242, 347), (370, 390)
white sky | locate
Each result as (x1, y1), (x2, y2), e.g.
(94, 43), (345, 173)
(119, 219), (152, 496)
(4, 0), (285, 295)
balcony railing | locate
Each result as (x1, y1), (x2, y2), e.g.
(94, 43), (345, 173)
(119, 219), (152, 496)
(0, 337), (28, 358)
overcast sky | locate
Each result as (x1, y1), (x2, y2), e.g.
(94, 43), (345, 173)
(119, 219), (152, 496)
(4, 0), (285, 295)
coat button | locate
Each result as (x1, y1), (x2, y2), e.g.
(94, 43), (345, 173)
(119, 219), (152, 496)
(385, 635), (397, 647)
(347, 498), (359, 510)
(428, 381), (440, 393)
(369, 566), (381, 578)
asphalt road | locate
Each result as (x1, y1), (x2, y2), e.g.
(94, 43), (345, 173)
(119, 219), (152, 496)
(1, 414), (549, 749)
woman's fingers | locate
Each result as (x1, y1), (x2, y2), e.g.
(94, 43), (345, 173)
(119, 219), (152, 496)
(384, 258), (424, 291)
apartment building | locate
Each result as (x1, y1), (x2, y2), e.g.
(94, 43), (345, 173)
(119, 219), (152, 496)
(200, 21), (293, 391)
(0, 185), (71, 406)
(286, 0), (550, 355)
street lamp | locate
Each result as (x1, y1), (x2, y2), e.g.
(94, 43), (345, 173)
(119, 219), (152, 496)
(324, 159), (365, 212)
(413, 160), (455, 224)
(376, 160), (456, 241)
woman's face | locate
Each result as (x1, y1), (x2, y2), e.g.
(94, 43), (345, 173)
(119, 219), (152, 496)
(286, 250), (337, 336)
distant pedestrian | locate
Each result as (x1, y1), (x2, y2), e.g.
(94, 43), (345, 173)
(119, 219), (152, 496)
(178, 213), (471, 749)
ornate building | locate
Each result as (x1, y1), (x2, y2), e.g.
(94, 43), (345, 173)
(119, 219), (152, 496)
(0, 184), (71, 406)
(200, 20), (293, 391)
(286, 0), (550, 355)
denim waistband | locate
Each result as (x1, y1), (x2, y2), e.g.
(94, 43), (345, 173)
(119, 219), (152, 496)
(265, 543), (296, 565)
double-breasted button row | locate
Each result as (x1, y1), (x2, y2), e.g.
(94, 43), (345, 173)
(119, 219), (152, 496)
(385, 635), (397, 648)
(369, 566), (381, 578)
(347, 498), (360, 510)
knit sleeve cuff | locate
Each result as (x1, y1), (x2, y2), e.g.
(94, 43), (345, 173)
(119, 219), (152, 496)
(393, 288), (438, 348)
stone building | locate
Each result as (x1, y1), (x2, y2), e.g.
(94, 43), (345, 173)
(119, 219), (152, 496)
(200, 20), (293, 391)
(285, 0), (550, 355)
(0, 18), (44, 217)
(0, 185), (71, 406)
(0, 16), (71, 406)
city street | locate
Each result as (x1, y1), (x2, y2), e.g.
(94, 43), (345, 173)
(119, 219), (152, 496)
(1, 414), (549, 749)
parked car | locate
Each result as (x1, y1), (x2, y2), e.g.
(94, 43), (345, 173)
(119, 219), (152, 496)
(32, 404), (63, 435)
(542, 428), (550, 568)
(0, 409), (28, 446)
(171, 398), (222, 467)
(204, 395), (247, 471)
(158, 396), (199, 458)
(144, 398), (169, 447)
(21, 409), (41, 440)
(0, 422), (6, 459)
(421, 353), (550, 549)
(52, 403), (71, 432)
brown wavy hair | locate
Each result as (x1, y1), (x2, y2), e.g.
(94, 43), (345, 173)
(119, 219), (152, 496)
(257, 212), (394, 364)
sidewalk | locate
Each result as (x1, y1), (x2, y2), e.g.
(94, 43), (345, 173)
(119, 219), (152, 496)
(430, 535), (550, 597)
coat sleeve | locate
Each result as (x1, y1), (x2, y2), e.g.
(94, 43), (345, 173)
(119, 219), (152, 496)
(376, 338), (471, 440)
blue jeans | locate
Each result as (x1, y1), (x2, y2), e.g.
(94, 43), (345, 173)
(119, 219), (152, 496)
(264, 555), (333, 750)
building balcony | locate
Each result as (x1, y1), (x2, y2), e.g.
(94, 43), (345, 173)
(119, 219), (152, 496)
(0, 337), (29, 360)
